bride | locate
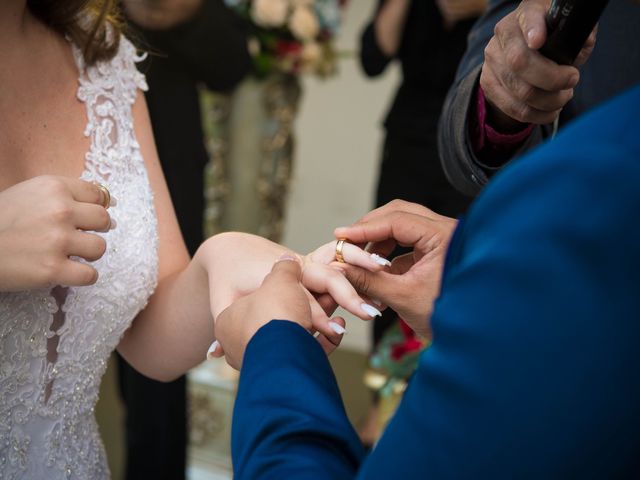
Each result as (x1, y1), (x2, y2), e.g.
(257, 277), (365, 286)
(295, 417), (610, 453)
(0, 1), (386, 478)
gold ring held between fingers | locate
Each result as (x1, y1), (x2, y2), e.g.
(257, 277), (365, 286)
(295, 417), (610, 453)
(335, 238), (349, 263)
(95, 183), (111, 209)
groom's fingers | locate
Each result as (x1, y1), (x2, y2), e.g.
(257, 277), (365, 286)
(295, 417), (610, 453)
(337, 199), (439, 231)
(334, 212), (439, 251)
(365, 238), (397, 259)
(302, 263), (382, 321)
(340, 264), (404, 312)
(315, 292), (338, 316)
(263, 255), (303, 287)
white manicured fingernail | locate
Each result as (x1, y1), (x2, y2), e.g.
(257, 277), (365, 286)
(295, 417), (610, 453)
(109, 217), (117, 230)
(206, 340), (219, 360)
(329, 322), (346, 335)
(361, 303), (382, 318)
(110, 196), (118, 207)
(370, 253), (391, 267)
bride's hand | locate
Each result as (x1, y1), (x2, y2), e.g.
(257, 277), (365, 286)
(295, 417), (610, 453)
(301, 239), (391, 320)
(0, 175), (114, 292)
(199, 232), (389, 345)
(211, 255), (336, 369)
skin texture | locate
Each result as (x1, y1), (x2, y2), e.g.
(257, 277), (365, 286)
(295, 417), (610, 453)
(479, 0), (597, 131)
(334, 200), (458, 339)
(0, 177), (112, 291)
(213, 257), (346, 370)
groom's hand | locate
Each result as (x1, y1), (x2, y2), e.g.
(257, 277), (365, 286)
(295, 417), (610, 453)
(334, 200), (457, 338)
(212, 255), (345, 369)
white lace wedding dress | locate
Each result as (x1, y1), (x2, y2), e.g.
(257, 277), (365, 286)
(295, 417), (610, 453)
(0, 37), (158, 479)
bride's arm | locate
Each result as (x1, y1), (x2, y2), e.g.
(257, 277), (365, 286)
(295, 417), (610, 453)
(117, 92), (383, 381)
(116, 92), (209, 381)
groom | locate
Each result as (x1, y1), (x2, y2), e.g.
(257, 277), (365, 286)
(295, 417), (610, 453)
(214, 83), (640, 477)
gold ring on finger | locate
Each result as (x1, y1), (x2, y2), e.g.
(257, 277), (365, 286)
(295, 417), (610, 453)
(95, 183), (111, 209)
(335, 238), (349, 263)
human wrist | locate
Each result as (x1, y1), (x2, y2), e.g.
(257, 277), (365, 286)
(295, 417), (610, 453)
(471, 85), (535, 164)
(484, 96), (531, 134)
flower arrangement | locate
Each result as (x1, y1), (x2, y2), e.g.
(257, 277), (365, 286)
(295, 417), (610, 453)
(364, 318), (430, 398)
(224, 0), (347, 78)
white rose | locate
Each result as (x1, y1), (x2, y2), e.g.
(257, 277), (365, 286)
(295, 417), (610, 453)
(301, 42), (322, 65)
(251, 0), (289, 28)
(289, 6), (320, 41)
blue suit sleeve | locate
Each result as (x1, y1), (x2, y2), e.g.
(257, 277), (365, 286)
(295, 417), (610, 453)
(232, 320), (366, 480)
(233, 90), (640, 478)
(359, 91), (640, 478)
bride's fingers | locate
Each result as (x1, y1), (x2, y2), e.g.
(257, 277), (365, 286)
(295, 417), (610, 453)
(310, 240), (391, 271)
(361, 294), (387, 312)
(316, 317), (346, 355)
(306, 290), (346, 344)
(303, 263), (382, 321)
(206, 339), (225, 360)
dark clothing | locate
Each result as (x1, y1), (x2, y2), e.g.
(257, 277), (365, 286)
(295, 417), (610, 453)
(361, 1), (476, 140)
(231, 84), (640, 480)
(361, 1), (475, 344)
(117, 2), (251, 479)
(136, 0), (251, 254)
(116, 365), (188, 479)
(438, 0), (640, 197)
(373, 135), (470, 344)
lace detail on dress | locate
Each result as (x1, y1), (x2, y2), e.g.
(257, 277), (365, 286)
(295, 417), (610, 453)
(0, 36), (158, 479)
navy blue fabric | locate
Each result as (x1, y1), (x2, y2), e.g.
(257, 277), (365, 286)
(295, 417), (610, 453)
(232, 85), (640, 478)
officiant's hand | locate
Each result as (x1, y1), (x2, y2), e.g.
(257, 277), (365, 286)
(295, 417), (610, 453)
(211, 255), (346, 369)
(334, 200), (458, 338)
(0, 175), (114, 292)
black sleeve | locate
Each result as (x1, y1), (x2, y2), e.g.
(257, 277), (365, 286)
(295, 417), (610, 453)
(437, 0), (547, 197)
(359, 1), (394, 77)
(129, 0), (252, 92)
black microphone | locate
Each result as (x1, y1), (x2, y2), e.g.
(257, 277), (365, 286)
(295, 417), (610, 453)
(539, 0), (611, 65)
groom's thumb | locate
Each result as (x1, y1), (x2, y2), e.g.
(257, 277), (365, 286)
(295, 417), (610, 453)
(265, 253), (303, 286)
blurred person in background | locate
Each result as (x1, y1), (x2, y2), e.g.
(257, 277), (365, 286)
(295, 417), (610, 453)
(118, 1), (251, 478)
(358, 0), (486, 444)
(438, 0), (640, 197)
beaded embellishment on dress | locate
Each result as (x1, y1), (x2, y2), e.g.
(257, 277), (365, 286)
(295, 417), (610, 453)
(0, 36), (158, 479)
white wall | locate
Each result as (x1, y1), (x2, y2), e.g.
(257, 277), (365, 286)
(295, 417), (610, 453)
(282, 2), (400, 353)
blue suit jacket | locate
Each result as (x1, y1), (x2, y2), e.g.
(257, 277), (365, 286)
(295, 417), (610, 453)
(232, 86), (640, 478)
